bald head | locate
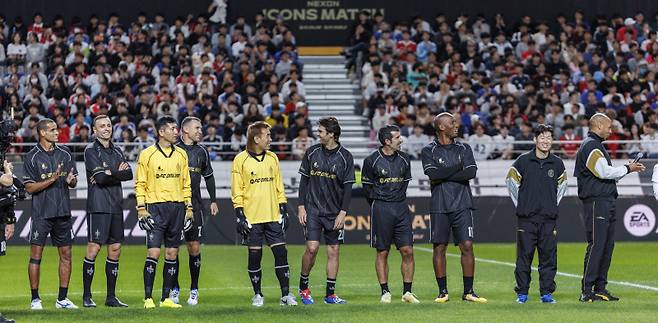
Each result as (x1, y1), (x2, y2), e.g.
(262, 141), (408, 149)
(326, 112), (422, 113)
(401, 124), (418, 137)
(433, 112), (454, 130)
(433, 112), (458, 140)
(589, 113), (612, 139)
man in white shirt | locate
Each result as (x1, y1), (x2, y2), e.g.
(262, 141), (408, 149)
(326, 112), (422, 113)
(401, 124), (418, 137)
(641, 123), (658, 158)
(492, 125), (515, 159)
(403, 125), (430, 159)
(468, 123), (493, 161)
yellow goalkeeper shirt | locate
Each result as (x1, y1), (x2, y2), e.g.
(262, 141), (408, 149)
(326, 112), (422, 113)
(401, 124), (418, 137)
(135, 143), (192, 206)
(231, 150), (287, 224)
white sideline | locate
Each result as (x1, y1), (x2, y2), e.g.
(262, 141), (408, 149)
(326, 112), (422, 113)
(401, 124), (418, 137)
(415, 247), (658, 291)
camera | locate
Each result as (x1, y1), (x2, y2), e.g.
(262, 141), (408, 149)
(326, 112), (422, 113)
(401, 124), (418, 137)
(0, 118), (25, 224)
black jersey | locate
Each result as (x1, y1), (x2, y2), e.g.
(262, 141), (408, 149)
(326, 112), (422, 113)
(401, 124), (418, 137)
(22, 144), (78, 219)
(421, 140), (476, 213)
(176, 141), (214, 208)
(361, 149), (412, 202)
(84, 139), (132, 214)
(299, 144), (355, 216)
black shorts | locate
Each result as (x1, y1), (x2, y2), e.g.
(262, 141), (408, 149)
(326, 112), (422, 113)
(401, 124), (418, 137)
(146, 202), (185, 249)
(305, 211), (344, 245)
(184, 209), (205, 242)
(370, 200), (413, 250)
(87, 212), (124, 245)
(30, 217), (73, 247)
(0, 224), (5, 256)
(243, 221), (286, 247)
(430, 209), (474, 245)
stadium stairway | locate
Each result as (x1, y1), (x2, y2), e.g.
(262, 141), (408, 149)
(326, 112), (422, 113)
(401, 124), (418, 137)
(301, 56), (371, 157)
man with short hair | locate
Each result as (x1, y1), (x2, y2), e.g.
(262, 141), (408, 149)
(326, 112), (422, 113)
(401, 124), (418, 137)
(23, 118), (79, 309)
(574, 113), (644, 302)
(135, 116), (193, 309)
(81, 115), (133, 308)
(171, 117), (219, 305)
(421, 112), (487, 304)
(362, 125), (418, 304)
(506, 124), (567, 304)
(297, 117), (354, 305)
(231, 121), (297, 307)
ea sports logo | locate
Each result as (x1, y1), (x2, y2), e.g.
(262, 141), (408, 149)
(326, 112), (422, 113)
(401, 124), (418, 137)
(623, 204), (656, 237)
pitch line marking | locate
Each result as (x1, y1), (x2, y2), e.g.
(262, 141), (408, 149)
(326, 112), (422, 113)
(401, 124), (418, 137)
(415, 247), (658, 292)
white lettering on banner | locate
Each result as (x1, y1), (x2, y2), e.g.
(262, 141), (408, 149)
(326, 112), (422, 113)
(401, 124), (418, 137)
(624, 204), (656, 237)
(261, 8), (383, 22)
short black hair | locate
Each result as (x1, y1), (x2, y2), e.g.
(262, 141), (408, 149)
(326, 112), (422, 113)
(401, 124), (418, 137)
(155, 116), (177, 135)
(533, 124), (554, 137)
(318, 117), (341, 142)
(378, 124), (400, 146)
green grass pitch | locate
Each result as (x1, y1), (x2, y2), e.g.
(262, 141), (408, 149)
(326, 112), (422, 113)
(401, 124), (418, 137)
(0, 242), (656, 322)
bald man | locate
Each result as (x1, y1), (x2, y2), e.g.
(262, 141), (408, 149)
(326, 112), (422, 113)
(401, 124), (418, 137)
(421, 113), (486, 304)
(574, 113), (644, 302)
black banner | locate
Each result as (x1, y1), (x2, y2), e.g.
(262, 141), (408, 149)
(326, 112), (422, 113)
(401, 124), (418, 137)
(6, 196), (658, 246)
(227, 0), (658, 46)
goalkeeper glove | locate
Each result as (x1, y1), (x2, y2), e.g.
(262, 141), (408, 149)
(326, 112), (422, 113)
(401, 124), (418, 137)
(137, 204), (155, 231)
(235, 207), (251, 238)
(184, 203), (194, 232)
(279, 203), (289, 231)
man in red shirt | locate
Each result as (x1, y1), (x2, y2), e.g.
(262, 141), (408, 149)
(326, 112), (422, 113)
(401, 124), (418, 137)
(396, 30), (416, 62)
(559, 124), (581, 159)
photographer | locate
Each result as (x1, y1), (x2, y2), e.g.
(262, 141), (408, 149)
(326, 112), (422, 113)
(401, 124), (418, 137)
(0, 160), (16, 323)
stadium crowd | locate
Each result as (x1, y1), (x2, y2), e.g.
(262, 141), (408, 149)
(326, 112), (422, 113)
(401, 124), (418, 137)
(346, 10), (658, 159)
(0, 5), (314, 161)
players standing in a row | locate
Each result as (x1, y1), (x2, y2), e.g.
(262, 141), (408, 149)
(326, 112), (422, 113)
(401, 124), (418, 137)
(171, 117), (219, 306)
(81, 115), (133, 308)
(23, 119), (79, 309)
(134, 116), (193, 309)
(297, 117), (354, 305)
(231, 121), (297, 307)
(362, 125), (419, 304)
(506, 124), (567, 304)
(421, 113), (486, 303)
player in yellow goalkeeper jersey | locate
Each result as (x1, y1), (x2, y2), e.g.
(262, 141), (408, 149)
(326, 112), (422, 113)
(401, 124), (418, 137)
(231, 121), (297, 307)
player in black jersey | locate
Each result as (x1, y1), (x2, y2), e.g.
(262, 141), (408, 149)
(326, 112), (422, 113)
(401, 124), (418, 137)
(23, 119), (79, 309)
(171, 117), (218, 305)
(297, 117), (354, 305)
(362, 125), (418, 304)
(81, 115), (132, 308)
(421, 113), (486, 304)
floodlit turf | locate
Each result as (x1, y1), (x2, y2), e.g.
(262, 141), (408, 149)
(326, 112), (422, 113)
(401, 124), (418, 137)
(0, 242), (656, 322)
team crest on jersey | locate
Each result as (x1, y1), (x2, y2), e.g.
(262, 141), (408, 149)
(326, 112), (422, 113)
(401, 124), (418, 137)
(437, 158), (445, 165)
(331, 164), (336, 172)
(313, 161), (319, 169)
(41, 163), (47, 170)
(103, 162), (108, 168)
(547, 169), (554, 178)
(380, 168), (387, 176)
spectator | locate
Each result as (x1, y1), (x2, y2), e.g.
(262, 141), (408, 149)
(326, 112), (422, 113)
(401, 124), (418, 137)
(403, 124), (430, 159)
(70, 124), (91, 161)
(641, 122), (658, 157)
(202, 124), (223, 160)
(492, 125), (515, 159)
(291, 127), (314, 160)
(559, 124), (581, 159)
(469, 122), (494, 160)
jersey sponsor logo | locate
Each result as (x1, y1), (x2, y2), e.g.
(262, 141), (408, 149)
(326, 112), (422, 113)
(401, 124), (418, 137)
(155, 173), (181, 179)
(310, 169), (337, 179)
(189, 167), (202, 173)
(547, 169), (554, 178)
(623, 204), (656, 237)
(250, 177), (274, 184)
(378, 177), (405, 183)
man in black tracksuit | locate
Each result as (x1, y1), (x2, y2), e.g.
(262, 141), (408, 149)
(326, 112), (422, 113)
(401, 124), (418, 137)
(506, 124), (567, 304)
(574, 113), (644, 302)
